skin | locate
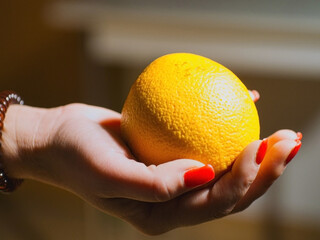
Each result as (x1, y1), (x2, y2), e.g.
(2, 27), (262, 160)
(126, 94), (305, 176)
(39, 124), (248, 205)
(1, 91), (300, 235)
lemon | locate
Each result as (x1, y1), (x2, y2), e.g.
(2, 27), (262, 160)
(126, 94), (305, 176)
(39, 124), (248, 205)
(121, 53), (260, 175)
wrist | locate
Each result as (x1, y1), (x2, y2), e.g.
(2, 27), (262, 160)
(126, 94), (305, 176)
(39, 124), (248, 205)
(1, 104), (53, 179)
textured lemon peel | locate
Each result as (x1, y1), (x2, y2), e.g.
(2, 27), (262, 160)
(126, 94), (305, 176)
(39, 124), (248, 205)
(121, 53), (260, 175)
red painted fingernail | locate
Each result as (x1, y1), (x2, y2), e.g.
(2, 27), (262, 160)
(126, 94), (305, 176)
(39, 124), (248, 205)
(252, 90), (260, 102)
(256, 138), (268, 165)
(184, 165), (215, 188)
(296, 132), (303, 141)
(285, 140), (302, 165)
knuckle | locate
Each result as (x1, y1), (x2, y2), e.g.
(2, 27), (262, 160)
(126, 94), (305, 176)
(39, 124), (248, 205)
(231, 175), (254, 203)
(209, 186), (239, 219)
(147, 165), (172, 202)
(230, 170), (255, 200)
(239, 175), (255, 191)
(209, 175), (255, 219)
(152, 175), (172, 202)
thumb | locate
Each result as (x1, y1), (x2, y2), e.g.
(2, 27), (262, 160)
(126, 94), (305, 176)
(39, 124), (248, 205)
(154, 159), (215, 200)
(106, 158), (215, 202)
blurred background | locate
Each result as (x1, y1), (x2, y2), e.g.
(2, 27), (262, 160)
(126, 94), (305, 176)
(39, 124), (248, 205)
(1, 0), (320, 239)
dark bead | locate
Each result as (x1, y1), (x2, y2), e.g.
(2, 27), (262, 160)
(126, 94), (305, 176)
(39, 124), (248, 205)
(0, 103), (7, 113)
(1, 100), (8, 108)
(0, 173), (6, 189)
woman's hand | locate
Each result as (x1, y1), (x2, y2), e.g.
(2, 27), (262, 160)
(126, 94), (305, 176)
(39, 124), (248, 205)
(2, 103), (301, 235)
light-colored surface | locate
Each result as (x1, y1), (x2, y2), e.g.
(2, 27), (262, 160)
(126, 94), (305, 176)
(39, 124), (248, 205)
(47, 1), (320, 78)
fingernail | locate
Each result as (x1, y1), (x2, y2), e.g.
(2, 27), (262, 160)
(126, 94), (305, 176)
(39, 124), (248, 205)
(256, 138), (268, 165)
(296, 132), (303, 141)
(285, 140), (302, 165)
(252, 90), (260, 102)
(184, 165), (215, 188)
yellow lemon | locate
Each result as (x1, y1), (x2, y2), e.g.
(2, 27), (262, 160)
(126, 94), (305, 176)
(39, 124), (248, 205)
(121, 53), (260, 175)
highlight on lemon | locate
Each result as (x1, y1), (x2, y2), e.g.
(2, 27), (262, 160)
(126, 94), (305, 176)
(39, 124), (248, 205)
(121, 53), (260, 176)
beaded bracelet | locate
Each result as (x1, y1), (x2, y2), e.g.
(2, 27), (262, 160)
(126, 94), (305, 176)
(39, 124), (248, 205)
(0, 91), (24, 193)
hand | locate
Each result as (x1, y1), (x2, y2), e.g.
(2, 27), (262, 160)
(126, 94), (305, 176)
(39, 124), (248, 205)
(2, 102), (301, 235)
(88, 129), (301, 235)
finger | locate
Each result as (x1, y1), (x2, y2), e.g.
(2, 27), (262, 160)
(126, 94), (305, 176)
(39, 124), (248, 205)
(133, 140), (264, 229)
(249, 90), (260, 103)
(233, 137), (302, 213)
(96, 154), (215, 202)
(266, 129), (301, 151)
(181, 140), (262, 221)
(77, 110), (215, 203)
(95, 135), (300, 235)
(93, 131), (302, 235)
(120, 131), (299, 205)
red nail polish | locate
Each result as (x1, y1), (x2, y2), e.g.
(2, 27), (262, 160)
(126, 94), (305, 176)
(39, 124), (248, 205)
(184, 165), (215, 188)
(256, 138), (268, 165)
(285, 140), (302, 165)
(252, 90), (260, 102)
(296, 132), (303, 141)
